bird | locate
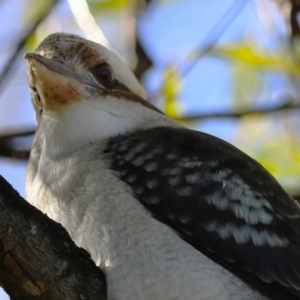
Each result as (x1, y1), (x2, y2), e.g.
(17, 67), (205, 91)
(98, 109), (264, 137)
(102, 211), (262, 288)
(24, 32), (300, 300)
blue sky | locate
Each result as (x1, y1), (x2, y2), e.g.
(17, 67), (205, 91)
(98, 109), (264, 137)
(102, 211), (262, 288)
(0, 0), (291, 298)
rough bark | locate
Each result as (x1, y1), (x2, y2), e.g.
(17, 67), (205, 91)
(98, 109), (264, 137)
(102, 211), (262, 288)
(0, 175), (106, 300)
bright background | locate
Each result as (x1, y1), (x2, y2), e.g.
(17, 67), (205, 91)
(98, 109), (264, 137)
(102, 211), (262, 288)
(1, 0), (300, 298)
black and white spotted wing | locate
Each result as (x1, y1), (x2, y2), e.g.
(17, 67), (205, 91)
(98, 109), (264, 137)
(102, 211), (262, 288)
(104, 126), (300, 299)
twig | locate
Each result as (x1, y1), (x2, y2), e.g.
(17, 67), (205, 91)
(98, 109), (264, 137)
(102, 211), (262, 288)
(0, 128), (35, 160)
(0, 100), (299, 160)
(149, 0), (249, 102)
(173, 100), (299, 122)
(133, 30), (153, 81)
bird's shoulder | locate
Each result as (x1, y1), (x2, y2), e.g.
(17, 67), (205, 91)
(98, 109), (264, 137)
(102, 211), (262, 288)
(103, 126), (300, 299)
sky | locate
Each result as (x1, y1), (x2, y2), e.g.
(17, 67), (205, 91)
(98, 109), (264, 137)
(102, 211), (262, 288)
(0, 0), (292, 298)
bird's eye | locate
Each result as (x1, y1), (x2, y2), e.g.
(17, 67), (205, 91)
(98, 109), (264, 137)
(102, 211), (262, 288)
(92, 63), (115, 86)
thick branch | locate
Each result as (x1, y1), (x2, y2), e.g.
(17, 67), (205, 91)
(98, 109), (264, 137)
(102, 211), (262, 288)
(0, 175), (106, 300)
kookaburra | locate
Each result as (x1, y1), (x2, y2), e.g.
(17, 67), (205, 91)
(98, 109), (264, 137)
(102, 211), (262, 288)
(24, 33), (300, 300)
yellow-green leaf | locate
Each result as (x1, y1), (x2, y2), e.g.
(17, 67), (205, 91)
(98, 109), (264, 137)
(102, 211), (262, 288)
(23, 0), (54, 49)
(88, 0), (131, 11)
(234, 116), (300, 194)
(191, 42), (300, 76)
(212, 44), (277, 67)
(162, 64), (183, 119)
(231, 61), (265, 109)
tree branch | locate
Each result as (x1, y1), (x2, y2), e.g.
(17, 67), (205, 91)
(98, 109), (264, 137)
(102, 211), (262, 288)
(133, 35), (153, 81)
(0, 175), (106, 300)
(1, 100), (300, 160)
(0, 128), (34, 160)
(175, 100), (299, 122)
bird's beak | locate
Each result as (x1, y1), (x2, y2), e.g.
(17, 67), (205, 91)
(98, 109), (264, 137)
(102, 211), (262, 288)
(24, 53), (98, 110)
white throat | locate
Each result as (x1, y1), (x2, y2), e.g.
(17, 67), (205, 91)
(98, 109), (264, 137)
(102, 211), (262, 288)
(39, 96), (181, 158)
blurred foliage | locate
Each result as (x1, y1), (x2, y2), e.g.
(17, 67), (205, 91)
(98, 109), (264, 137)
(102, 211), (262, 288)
(184, 39), (300, 192)
(23, 0), (54, 25)
(23, 0), (56, 49)
(231, 61), (265, 109)
(162, 63), (183, 119)
(210, 42), (300, 75)
(88, 0), (133, 11)
(257, 133), (300, 193)
(25, 29), (43, 50)
(234, 114), (300, 194)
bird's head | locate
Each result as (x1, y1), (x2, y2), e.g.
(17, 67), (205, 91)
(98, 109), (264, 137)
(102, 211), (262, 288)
(24, 33), (175, 155)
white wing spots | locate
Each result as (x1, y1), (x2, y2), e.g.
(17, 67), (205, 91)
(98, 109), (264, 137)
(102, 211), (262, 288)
(206, 191), (229, 210)
(144, 152), (155, 160)
(146, 179), (158, 189)
(119, 168), (128, 176)
(230, 203), (273, 225)
(118, 143), (129, 152)
(131, 155), (146, 166)
(255, 230), (285, 246)
(133, 143), (145, 153)
(219, 169), (231, 178)
(116, 159), (126, 166)
(203, 170), (276, 225)
(134, 186), (145, 195)
(122, 143), (146, 162)
(176, 186), (193, 196)
(143, 162), (158, 172)
(178, 160), (202, 169)
(232, 225), (252, 244)
(153, 147), (164, 154)
(204, 220), (230, 238)
(170, 167), (182, 175)
(186, 173), (201, 184)
(144, 195), (161, 204)
(167, 176), (181, 186)
(123, 149), (136, 161)
(219, 169), (274, 211)
(205, 221), (288, 247)
(166, 153), (177, 160)
(163, 167), (182, 176)
(126, 173), (138, 183)
(285, 213), (300, 219)
(263, 200), (272, 210)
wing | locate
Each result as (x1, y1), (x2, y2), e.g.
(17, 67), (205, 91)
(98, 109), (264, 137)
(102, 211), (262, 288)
(104, 126), (300, 299)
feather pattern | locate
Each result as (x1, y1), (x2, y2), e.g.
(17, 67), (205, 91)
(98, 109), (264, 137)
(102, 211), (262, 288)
(105, 126), (300, 299)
